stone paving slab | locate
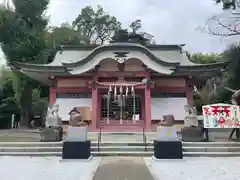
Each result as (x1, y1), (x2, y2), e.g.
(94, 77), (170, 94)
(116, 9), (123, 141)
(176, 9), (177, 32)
(144, 157), (240, 180)
(0, 156), (101, 180)
(92, 157), (154, 180)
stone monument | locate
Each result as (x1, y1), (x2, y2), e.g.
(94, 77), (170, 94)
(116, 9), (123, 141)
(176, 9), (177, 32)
(40, 104), (63, 142)
(181, 105), (204, 142)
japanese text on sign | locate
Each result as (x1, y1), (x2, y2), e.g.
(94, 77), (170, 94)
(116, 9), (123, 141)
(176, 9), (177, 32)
(202, 103), (240, 128)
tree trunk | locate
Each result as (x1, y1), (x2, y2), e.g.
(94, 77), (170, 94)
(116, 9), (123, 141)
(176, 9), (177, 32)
(20, 84), (33, 128)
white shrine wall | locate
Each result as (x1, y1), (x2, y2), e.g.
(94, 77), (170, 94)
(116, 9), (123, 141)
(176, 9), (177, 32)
(151, 97), (188, 121)
(55, 95), (92, 121)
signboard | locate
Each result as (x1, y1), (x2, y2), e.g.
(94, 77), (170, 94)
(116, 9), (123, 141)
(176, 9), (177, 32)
(202, 103), (240, 128)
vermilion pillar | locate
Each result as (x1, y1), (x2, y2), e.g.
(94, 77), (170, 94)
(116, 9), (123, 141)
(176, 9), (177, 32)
(141, 94), (145, 120)
(186, 77), (194, 105)
(49, 87), (56, 105)
(96, 91), (101, 127)
(91, 87), (98, 129)
(144, 87), (151, 130)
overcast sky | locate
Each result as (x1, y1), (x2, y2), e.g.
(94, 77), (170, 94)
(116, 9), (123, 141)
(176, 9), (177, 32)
(47, 0), (236, 53)
(0, 0), (239, 64)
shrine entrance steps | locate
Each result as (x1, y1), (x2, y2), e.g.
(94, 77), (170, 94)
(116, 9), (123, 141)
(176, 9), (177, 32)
(1, 140), (240, 157)
(97, 120), (145, 132)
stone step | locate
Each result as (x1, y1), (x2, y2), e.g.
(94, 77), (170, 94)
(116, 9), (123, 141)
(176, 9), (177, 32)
(183, 146), (240, 152)
(183, 142), (240, 147)
(91, 151), (153, 156)
(183, 152), (240, 157)
(0, 147), (63, 152)
(0, 151), (153, 157)
(0, 142), (62, 147)
(92, 142), (153, 146)
(0, 152), (62, 156)
(0, 146), (152, 153)
(2, 141), (240, 147)
(2, 146), (240, 153)
(92, 146), (152, 152)
(1, 151), (240, 157)
(0, 141), (154, 147)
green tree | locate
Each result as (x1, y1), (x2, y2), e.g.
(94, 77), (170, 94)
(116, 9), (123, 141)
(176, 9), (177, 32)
(0, 66), (18, 128)
(0, 0), (49, 126)
(215, 0), (237, 9)
(212, 44), (240, 103)
(189, 52), (223, 64)
(194, 79), (217, 114)
(111, 20), (155, 45)
(0, 66), (48, 128)
(73, 5), (121, 44)
(44, 23), (91, 64)
(47, 23), (91, 46)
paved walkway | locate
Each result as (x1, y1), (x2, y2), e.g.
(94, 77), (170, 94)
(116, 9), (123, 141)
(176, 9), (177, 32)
(145, 157), (240, 180)
(92, 157), (154, 180)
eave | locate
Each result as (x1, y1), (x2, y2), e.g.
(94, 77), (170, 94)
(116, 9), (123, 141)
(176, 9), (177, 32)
(172, 61), (228, 78)
(10, 62), (70, 86)
(174, 61), (228, 72)
(10, 61), (68, 73)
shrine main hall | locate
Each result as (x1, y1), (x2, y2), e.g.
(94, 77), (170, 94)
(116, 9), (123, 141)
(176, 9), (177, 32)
(11, 43), (226, 131)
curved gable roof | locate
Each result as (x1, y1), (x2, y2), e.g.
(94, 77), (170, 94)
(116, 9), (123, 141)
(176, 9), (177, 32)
(60, 43), (181, 68)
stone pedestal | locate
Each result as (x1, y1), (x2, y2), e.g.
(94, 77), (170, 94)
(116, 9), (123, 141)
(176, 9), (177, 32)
(62, 140), (91, 159)
(181, 127), (204, 142)
(40, 128), (59, 142)
(156, 126), (178, 141)
(154, 127), (182, 159)
(62, 126), (90, 159)
(67, 126), (88, 142)
(154, 140), (183, 159)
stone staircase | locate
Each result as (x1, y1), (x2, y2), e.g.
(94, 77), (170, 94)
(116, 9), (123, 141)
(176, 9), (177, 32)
(1, 141), (240, 157)
(98, 120), (145, 132)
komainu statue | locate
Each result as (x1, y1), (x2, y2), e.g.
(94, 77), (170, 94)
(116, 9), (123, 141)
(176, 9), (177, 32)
(45, 104), (61, 128)
(181, 104), (204, 142)
(224, 87), (240, 105)
(67, 107), (88, 142)
(40, 104), (62, 142)
(68, 107), (86, 126)
(184, 105), (198, 127)
(158, 115), (175, 127)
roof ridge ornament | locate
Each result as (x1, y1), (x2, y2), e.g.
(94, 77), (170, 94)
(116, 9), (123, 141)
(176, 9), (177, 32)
(116, 57), (126, 63)
(113, 52), (129, 64)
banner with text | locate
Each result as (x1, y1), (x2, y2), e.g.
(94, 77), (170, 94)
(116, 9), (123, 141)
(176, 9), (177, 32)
(202, 103), (240, 128)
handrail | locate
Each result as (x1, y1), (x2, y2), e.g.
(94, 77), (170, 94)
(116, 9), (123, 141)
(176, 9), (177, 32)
(142, 127), (145, 142)
(97, 127), (102, 152)
(142, 127), (147, 151)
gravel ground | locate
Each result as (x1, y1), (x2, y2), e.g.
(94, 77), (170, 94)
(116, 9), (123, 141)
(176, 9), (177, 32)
(0, 156), (101, 180)
(145, 157), (240, 180)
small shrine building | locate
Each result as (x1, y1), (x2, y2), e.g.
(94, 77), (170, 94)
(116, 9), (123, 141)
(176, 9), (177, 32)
(11, 43), (227, 131)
